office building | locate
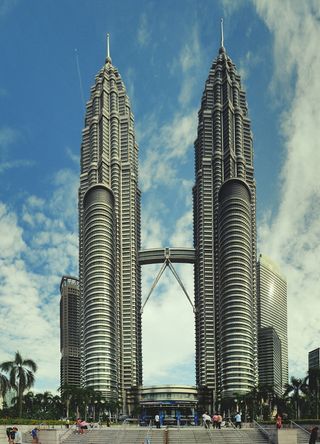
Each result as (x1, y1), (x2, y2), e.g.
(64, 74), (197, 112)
(309, 348), (320, 370)
(60, 276), (80, 388)
(258, 327), (282, 396)
(78, 38), (142, 406)
(193, 25), (257, 402)
(257, 254), (288, 392)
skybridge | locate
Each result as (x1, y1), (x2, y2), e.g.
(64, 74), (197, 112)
(138, 247), (196, 314)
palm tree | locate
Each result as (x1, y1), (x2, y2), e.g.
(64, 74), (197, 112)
(23, 391), (36, 418)
(284, 376), (308, 419)
(0, 351), (37, 417)
(59, 384), (82, 419)
(0, 370), (10, 399)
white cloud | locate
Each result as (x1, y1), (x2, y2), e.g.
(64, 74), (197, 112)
(140, 202), (195, 383)
(253, 0), (320, 378)
(137, 13), (150, 47)
(0, 203), (26, 259)
(142, 242), (195, 384)
(238, 50), (262, 83)
(0, 159), (34, 173)
(0, 126), (17, 152)
(66, 146), (80, 166)
(0, 168), (78, 393)
(0, 127), (34, 173)
(138, 109), (197, 192)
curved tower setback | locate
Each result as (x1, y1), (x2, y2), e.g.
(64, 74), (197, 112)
(79, 38), (142, 406)
(193, 28), (257, 403)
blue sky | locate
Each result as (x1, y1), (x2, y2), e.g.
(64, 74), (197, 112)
(0, 0), (319, 393)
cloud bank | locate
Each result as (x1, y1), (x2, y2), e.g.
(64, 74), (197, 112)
(253, 0), (320, 376)
(0, 168), (78, 392)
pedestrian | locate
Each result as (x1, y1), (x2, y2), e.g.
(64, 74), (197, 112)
(80, 420), (88, 433)
(234, 412), (242, 429)
(76, 418), (81, 434)
(276, 414), (282, 429)
(212, 413), (218, 428)
(155, 413), (160, 428)
(217, 413), (222, 429)
(12, 427), (22, 444)
(309, 426), (319, 444)
(202, 412), (211, 428)
(6, 427), (14, 444)
(31, 427), (39, 444)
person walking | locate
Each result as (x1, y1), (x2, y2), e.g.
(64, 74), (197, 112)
(31, 427), (39, 444)
(217, 413), (222, 429)
(155, 413), (160, 428)
(309, 426), (319, 444)
(212, 413), (218, 428)
(12, 427), (22, 444)
(276, 414), (282, 429)
(234, 412), (242, 428)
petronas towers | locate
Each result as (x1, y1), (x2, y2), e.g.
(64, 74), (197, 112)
(193, 38), (257, 401)
(79, 42), (142, 404)
(72, 30), (270, 411)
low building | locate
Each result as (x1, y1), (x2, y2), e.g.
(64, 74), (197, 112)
(139, 385), (198, 425)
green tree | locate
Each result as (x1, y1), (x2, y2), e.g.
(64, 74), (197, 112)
(284, 376), (308, 419)
(0, 351), (37, 417)
(58, 384), (80, 419)
(0, 370), (10, 399)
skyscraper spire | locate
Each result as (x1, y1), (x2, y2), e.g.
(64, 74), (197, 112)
(106, 33), (112, 63)
(220, 18), (224, 48)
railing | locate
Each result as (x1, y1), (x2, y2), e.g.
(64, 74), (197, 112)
(205, 425), (215, 443)
(176, 420), (183, 444)
(115, 419), (128, 444)
(59, 426), (76, 443)
(143, 419), (152, 444)
(290, 420), (311, 437)
(253, 420), (274, 443)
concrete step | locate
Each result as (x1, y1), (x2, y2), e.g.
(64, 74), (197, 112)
(61, 427), (270, 444)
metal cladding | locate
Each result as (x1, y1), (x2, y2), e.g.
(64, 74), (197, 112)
(83, 185), (117, 396)
(79, 53), (142, 402)
(193, 44), (257, 400)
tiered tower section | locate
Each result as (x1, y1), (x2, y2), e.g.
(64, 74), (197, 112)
(79, 45), (142, 404)
(193, 38), (257, 401)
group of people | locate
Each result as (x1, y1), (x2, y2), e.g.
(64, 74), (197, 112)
(6, 427), (39, 444)
(75, 418), (89, 433)
(6, 427), (22, 444)
(202, 412), (224, 429)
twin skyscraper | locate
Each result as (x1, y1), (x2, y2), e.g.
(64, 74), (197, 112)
(60, 30), (287, 413)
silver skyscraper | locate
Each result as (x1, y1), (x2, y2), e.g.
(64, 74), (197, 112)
(257, 254), (288, 393)
(79, 38), (142, 406)
(193, 28), (257, 402)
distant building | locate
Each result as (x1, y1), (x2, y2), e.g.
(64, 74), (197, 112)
(258, 327), (282, 396)
(60, 276), (80, 387)
(257, 254), (288, 393)
(309, 348), (320, 370)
